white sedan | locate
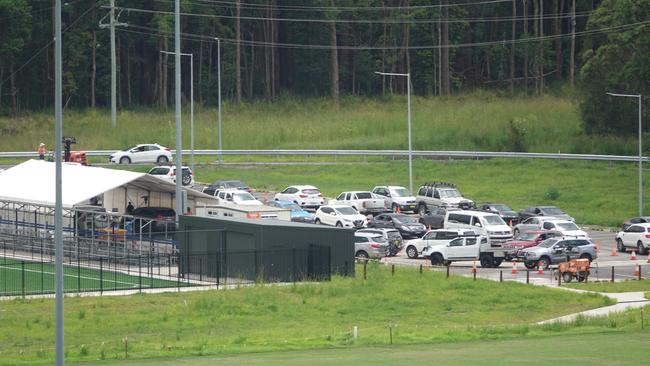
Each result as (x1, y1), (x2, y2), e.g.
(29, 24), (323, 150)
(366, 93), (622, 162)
(109, 143), (172, 164)
(314, 205), (367, 229)
(217, 190), (264, 206)
(274, 185), (324, 209)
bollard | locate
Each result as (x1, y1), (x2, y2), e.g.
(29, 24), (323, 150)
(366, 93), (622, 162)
(419, 264), (423, 275)
(353, 326), (358, 340)
(557, 270), (562, 286)
(499, 270), (503, 282)
(391, 264), (395, 276)
(526, 270), (530, 284)
(446, 265), (450, 279)
(473, 270), (476, 281)
(611, 266), (615, 282)
(639, 265), (642, 281)
(389, 324), (393, 345)
(363, 261), (367, 280)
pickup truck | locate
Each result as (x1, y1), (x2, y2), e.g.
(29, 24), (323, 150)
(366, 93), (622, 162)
(330, 191), (386, 215)
(421, 234), (512, 268)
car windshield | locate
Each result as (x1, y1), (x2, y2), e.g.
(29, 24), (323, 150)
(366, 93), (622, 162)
(515, 232), (538, 241)
(482, 215), (506, 225)
(287, 204), (303, 211)
(439, 189), (461, 198)
(149, 167), (168, 175)
(302, 189), (320, 195)
(224, 181), (245, 188)
(233, 193), (256, 201)
(557, 222), (579, 231)
(371, 236), (386, 243)
(123, 146), (137, 151)
(542, 207), (564, 215)
(491, 204), (512, 211)
(393, 215), (418, 224)
(336, 207), (358, 215)
(356, 192), (372, 199)
(387, 231), (401, 239)
(390, 188), (411, 197)
(538, 238), (559, 248)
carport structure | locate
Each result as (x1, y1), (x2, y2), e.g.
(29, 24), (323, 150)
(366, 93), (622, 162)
(0, 160), (216, 259)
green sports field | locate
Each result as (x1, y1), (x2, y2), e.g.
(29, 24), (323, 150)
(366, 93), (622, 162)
(0, 257), (185, 296)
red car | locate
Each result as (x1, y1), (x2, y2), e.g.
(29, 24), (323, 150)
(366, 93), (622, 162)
(503, 230), (562, 258)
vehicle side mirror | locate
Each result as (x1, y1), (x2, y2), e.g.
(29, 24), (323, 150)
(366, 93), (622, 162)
(474, 222), (482, 227)
(331, 212), (337, 216)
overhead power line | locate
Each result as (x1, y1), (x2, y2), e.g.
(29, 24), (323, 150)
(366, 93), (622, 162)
(182, 0), (514, 11)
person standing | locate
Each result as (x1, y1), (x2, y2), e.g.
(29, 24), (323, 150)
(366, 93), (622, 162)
(38, 143), (47, 160)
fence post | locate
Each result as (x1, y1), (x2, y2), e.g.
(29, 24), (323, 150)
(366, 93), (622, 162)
(638, 265), (642, 281)
(446, 265), (450, 279)
(526, 270), (530, 284)
(344, 261), (349, 277)
(611, 266), (615, 282)
(199, 257), (203, 282)
(21, 261), (25, 298)
(216, 252), (220, 289)
(557, 270), (561, 286)
(41, 260), (44, 294)
(499, 270), (503, 282)
(149, 254), (153, 288)
(138, 255), (142, 292)
(77, 256), (81, 293)
(391, 264), (395, 276)
(419, 264), (423, 275)
(99, 257), (104, 295)
(363, 261), (367, 280)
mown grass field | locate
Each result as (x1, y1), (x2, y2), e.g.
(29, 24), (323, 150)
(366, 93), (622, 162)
(0, 93), (644, 155)
(567, 280), (650, 293)
(74, 331), (650, 366)
(0, 263), (618, 365)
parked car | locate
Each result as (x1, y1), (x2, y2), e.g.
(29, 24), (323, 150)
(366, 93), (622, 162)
(109, 143), (172, 164)
(371, 185), (418, 213)
(622, 217), (650, 231)
(202, 180), (252, 196)
(419, 207), (460, 229)
(501, 230), (562, 258)
(356, 228), (403, 256)
(415, 182), (475, 215)
(478, 203), (518, 225)
(131, 207), (177, 235)
(518, 236), (597, 269)
(266, 200), (315, 223)
(513, 217), (586, 237)
(444, 210), (513, 245)
(274, 185), (324, 210)
(518, 205), (574, 222)
(215, 189), (263, 206)
(148, 165), (194, 186)
(370, 213), (427, 239)
(615, 223), (650, 255)
(314, 205), (367, 228)
(330, 191), (385, 215)
(422, 235), (490, 266)
(403, 229), (476, 259)
(353, 231), (390, 259)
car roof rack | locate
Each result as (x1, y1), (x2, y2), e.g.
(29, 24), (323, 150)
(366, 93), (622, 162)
(421, 181), (457, 188)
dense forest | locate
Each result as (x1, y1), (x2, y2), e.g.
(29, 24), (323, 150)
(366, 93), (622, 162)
(0, 0), (648, 132)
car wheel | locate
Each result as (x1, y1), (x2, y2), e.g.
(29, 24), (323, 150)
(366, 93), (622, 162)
(479, 254), (494, 268)
(391, 204), (398, 213)
(579, 253), (592, 262)
(406, 245), (418, 259)
(577, 271), (588, 282)
(637, 241), (648, 256)
(617, 239), (625, 253)
(335, 221), (343, 228)
(493, 258), (504, 267)
(356, 251), (369, 260)
(314, 218), (321, 225)
(181, 173), (192, 186)
(418, 204), (427, 216)
(524, 261), (537, 270)
(538, 256), (551, 270)
(157, 155), (169, 164)
(119, 156), (131, 164)
(562, 271), (573, 283)
(430, 253), (444, 266)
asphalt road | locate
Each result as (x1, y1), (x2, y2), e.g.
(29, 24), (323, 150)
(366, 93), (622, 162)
(383, 229), (650, 285)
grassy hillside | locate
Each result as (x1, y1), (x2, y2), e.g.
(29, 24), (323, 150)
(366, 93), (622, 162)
(0, 264), (613, 365)
(0, 92), (641, 155)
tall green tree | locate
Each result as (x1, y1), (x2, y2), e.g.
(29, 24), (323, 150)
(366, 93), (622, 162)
(0, 0), (31, 113)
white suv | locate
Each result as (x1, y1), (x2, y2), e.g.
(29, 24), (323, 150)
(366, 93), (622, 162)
(314, 205), (367, 228)
(371, 185), (418, 213)
(403, 229), (476, 259)
(616, 223), (650, 255)
(444, 210), (512, 245)
(148, 165), (194, 186)
(274, 185), (324, 209)
(109, 143), (172, 164)
(216, 189), (263, 206)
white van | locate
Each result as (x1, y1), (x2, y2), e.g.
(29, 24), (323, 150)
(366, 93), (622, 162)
(444, 210), (513, 245)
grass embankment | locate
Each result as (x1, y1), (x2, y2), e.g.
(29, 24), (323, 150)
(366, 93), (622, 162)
(0, 264), (616, 365)
(0, 93), (643, 155)
(567, 280), (650, 293)
(184, 159), (645, 227)
(75, 331), (650, 366)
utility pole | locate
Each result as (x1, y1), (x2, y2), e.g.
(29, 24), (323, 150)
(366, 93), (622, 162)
(99, 0), (126, 127)
(174, 0), (183, 219)
(54, 0), (64, 364)
(216, 38), (223, 161)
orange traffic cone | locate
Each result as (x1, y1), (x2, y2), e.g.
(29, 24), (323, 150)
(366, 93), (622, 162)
(537, 261), (544, 274)
(511, 262), (519, 274)
(631, 251), (637, 260)
(471, 261), (477, 274)
(611, 246), (618, 257)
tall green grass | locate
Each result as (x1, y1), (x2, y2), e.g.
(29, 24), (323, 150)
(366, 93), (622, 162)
(0, 264), (612, 365)
(0, 92), (644, 155)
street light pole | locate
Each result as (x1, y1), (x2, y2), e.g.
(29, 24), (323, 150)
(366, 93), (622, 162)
(161, 51), (194, 172)
(607, 92), (644, 216)
(375, 71), (413, 194)
(216, 37), (222, 161)
(174, 0), (183, 219)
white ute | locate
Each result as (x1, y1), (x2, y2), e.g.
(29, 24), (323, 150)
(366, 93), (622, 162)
(330, 191), (385, 215)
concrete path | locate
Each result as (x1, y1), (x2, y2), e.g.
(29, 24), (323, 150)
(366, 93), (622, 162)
(538, 290), (649, 324)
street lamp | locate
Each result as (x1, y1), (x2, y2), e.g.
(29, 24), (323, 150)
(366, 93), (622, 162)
(161, 50), (194, 173)
(215, 37), (222, 161)
(375, 71), (413, 195)
(607, 92), (644, 216)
